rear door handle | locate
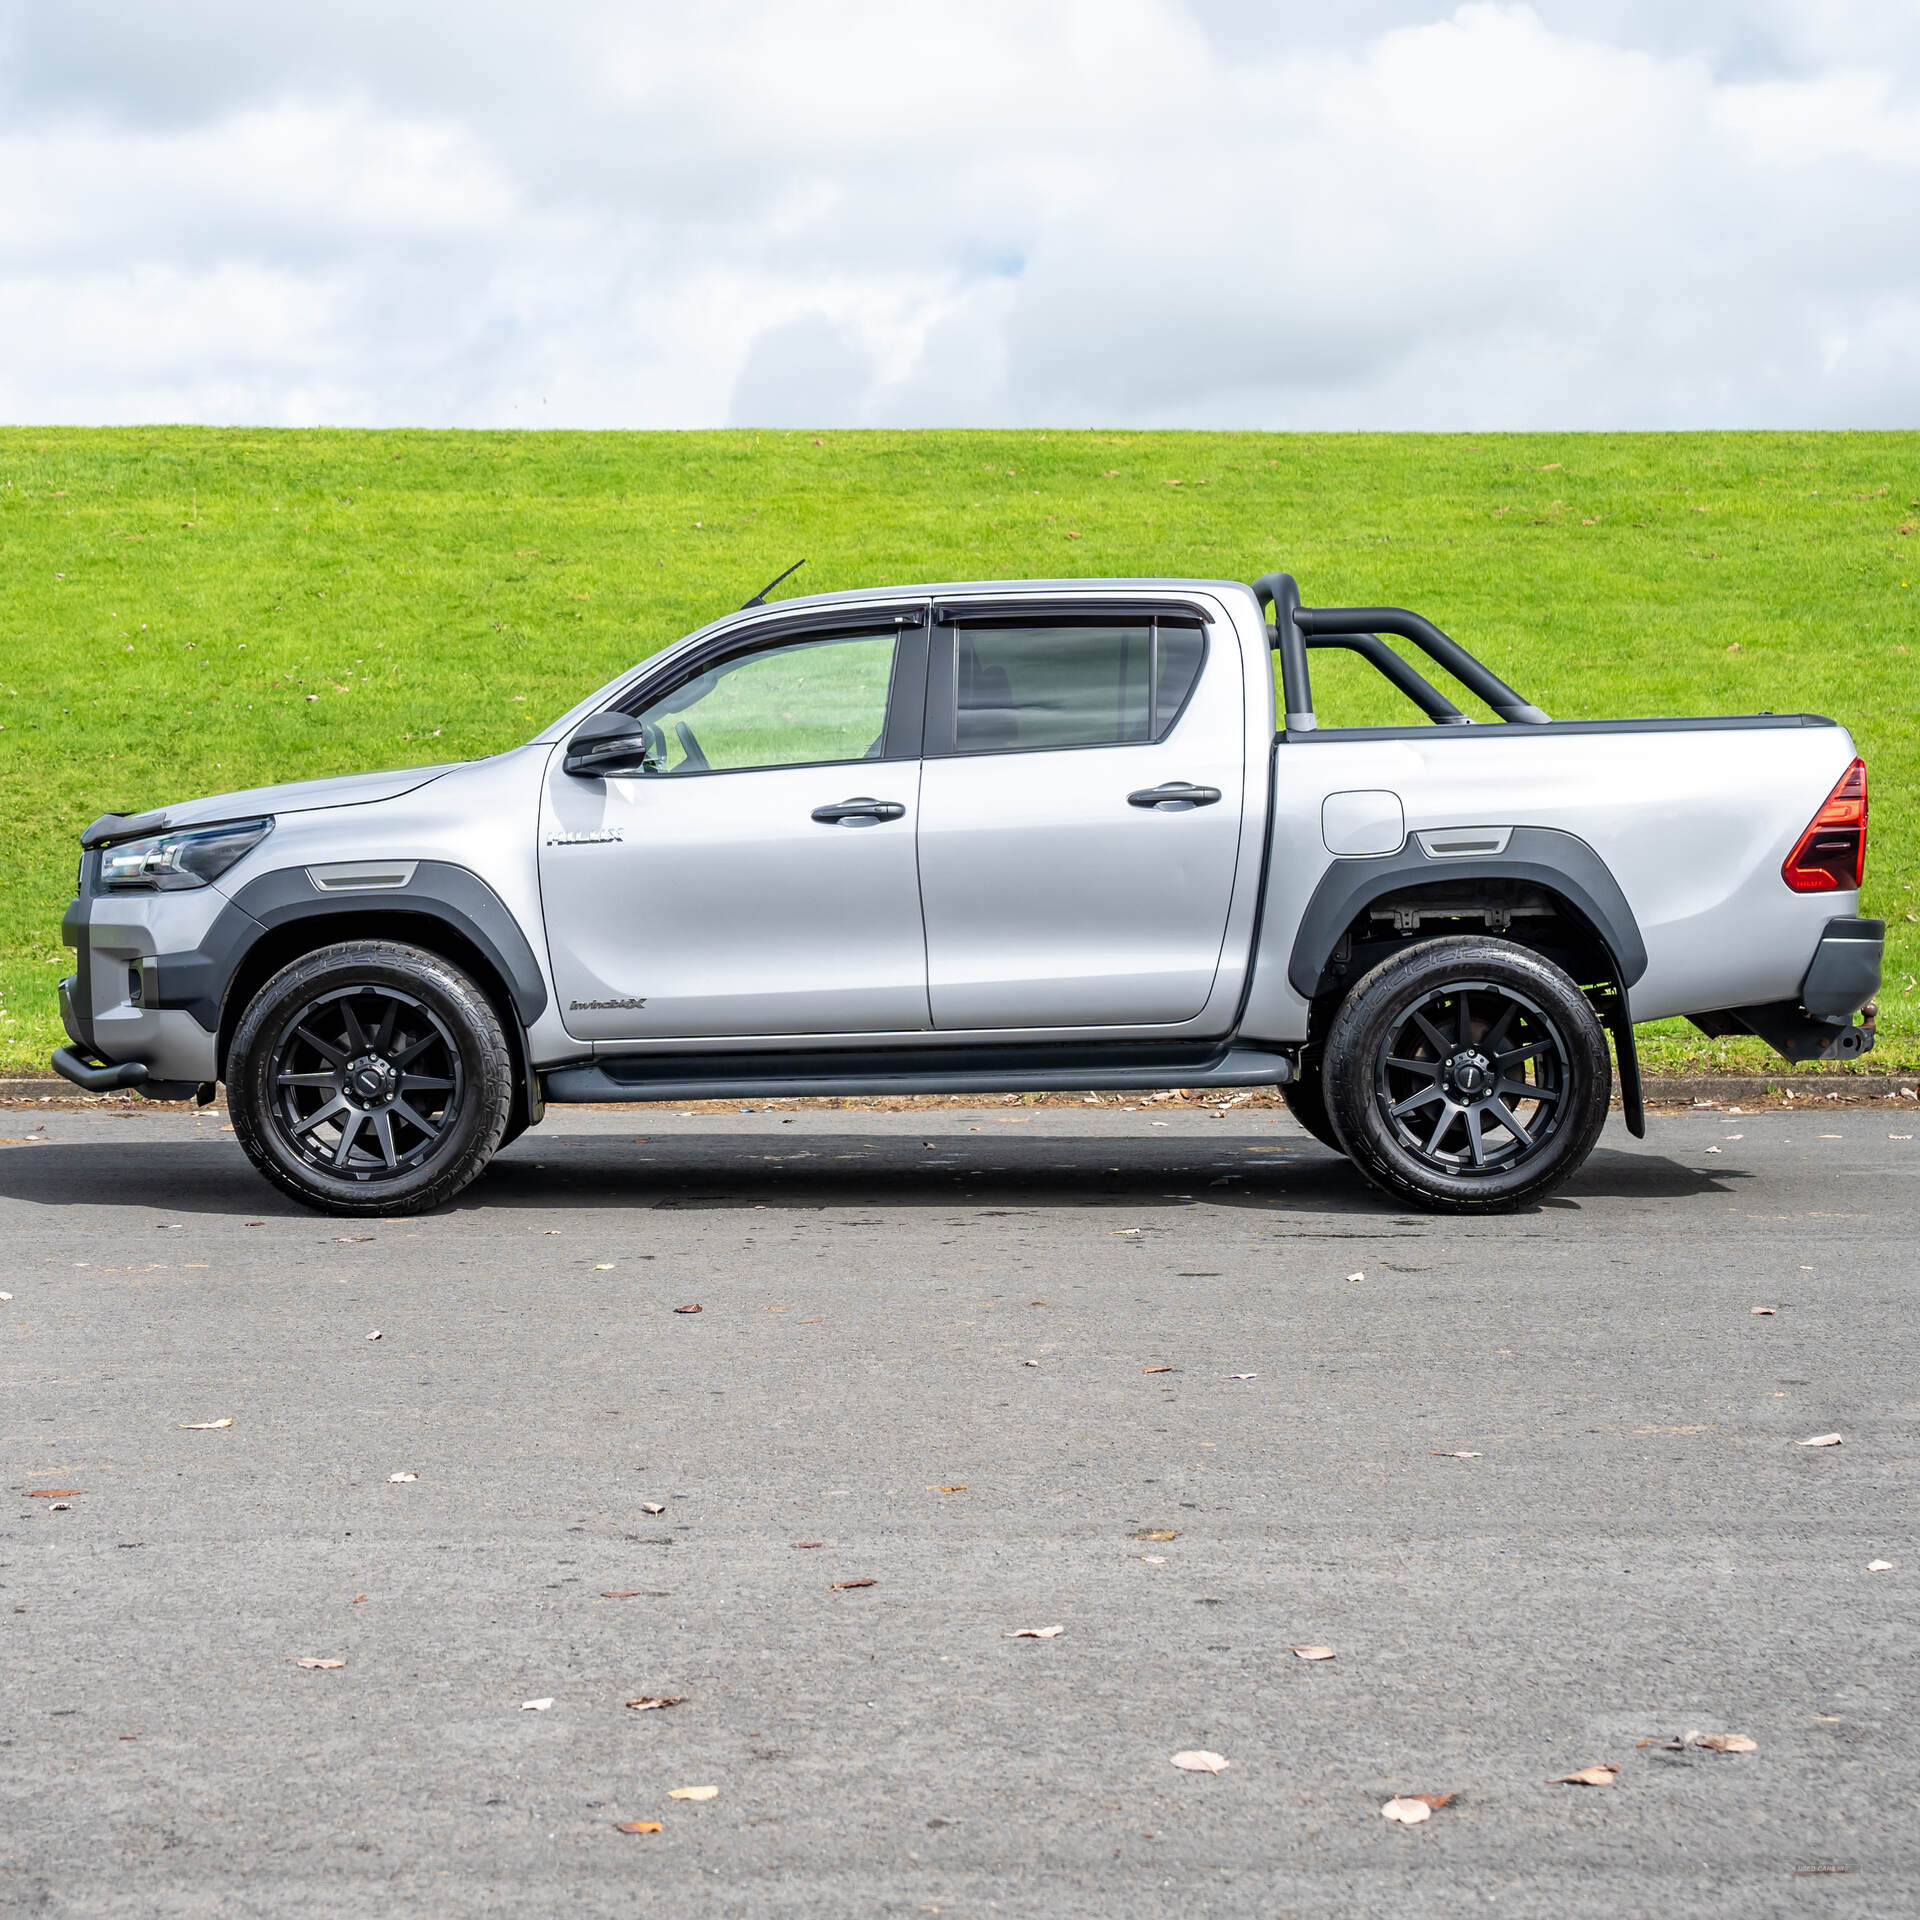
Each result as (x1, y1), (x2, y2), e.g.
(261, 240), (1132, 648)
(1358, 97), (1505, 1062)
(811, 797), (907, 826)
(1128, 782), (1222, 811)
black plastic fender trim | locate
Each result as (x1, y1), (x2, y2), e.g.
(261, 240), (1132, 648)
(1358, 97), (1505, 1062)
(147, 860), (550, 1034)
(1286, 828), (1648, 1002)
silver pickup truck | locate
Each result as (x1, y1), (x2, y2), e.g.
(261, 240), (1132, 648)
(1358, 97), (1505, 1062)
(55, 570), (1882, 1216)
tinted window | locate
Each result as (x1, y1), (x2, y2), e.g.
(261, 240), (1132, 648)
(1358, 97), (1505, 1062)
(951, 621), (1206, 755)
(630, 632), (897, 775)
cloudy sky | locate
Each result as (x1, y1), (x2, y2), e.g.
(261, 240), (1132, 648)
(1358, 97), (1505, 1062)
(1, 1), (1915, 430)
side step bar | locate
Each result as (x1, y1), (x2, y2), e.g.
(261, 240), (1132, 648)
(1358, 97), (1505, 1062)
(543, 1042), (1295, 1105)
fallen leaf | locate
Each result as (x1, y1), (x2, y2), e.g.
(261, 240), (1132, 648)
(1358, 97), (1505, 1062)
(641, 1502), (666, 1515)
(25, 1489), (84, 1498)
(614, 1820), (663, 1834)
(1003, 1625), (1065, 1639)
(366, 1330), (383, 1341)
(668, 1785), (718, 1801)
(1171, 1750), (1229, 1773)
(1346, 1271), (1364, 1283)
(625, 1695), (687, 1711)
(601, 1590), (654, 1599)
(388, 1471), (418, 1483)
(1141, 1555), (1167, 1564)
(1751, 1307), (1777, 1316)
(1695, 1733), (1757, 1753)
(1022, 1359), (1040, 1367)
(593, 1263), (614, 1271)
(829, 1578), (876, 1591)
(520, 1698), (554, 1711)
(673, 1303), (703, 1314)
(1290, 1645), (1335, 1661)
(1134, 1529), (1179, 1541)
(352, 1594), (368, 1604)
(1429, 1450), (1483, 1459)
(178, 1418), (233, 1429)
(0, 1292), (11, 1300)
(290, 1657), (346, 1670)
(1381, 1797), (1432, 1824)
(1867, 1559), (1894, 1571)
(791, 1541), (826, 1550)
(929, 1485), (967, 1493)
(49, 1501), (71, 1511)
(1225, 1372), (1259, 1380)
(1143, 1365), (1176, 1374)
(1549, 1765), (1618, 1786)
(1797, 1433), (1844, 1447)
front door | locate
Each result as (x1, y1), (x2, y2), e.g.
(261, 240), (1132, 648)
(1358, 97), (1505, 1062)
(540, 613), (930, 1042)
(915, 607), (1245, 1030)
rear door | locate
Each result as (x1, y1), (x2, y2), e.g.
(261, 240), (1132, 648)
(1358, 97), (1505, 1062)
(540, 607), (931, 1041)
(914, 600), (1245, 1030)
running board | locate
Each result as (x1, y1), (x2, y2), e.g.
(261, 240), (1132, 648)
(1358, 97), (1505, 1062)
(541, 1041), (1294, 1105)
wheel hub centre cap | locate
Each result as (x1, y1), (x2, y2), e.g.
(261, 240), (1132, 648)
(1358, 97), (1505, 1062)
(1446, 1049), (1493, 1097)
(347, 1054), (397, 1106)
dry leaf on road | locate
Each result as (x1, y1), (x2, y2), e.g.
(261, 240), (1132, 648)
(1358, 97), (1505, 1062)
(829, 1578), (876, 1591)
(289, 1657), (346, 1670)
(668, 1785), (718, 1801)
(929, 1485), (967, 1493)
(1289, 1645), (1335, 1661)
(1171, 1750), (1229, 1774)
(178, 1419), (232, 1430)
(1143, 1366), (1176, 1374)
(1751, 1307), (1777, 1316)
(1134, 1529), (1179, 1542)
(387, 1472), (418, 1483)
(1695, 1733), (1758, 1753)
(625, 1695), (687, 1711)
(1429, 1450), (1483, 1459)
(641, 1503), (666, 1515)
(1004, 1625), (1064, 1639)
(614, 1821), (663, 1834)
(592, 1264), (614, 1271)
(25, 1489), (84, 1498)
(520, 1698), (554, 1711)
(1226, 1372), (1258, 1380)
(366, 1330), (383, 1341)
(1797, 1433), (1844, 1447)
(673, 1303), (703, 1314)
(1549, 1765), (1619, 1786)
(1867, 1560), (1893, 1571)
(1346, 1271), (1364, 1282)
(791, 1541), (826, 1550)
(1381, 1797), (1432, 1824)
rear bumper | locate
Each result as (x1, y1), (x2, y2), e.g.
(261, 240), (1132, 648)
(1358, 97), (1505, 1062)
(1688, 916), (1882, 1063)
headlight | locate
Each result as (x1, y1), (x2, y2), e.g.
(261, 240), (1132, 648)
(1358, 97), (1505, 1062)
(97, 817), (274, 891)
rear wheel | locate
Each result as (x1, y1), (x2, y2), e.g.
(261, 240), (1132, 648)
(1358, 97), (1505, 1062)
(1322, 937), (1610, 1213)
(228, 940), (512, 1216)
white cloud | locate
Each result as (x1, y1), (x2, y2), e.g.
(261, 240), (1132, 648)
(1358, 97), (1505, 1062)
(0, 0), (1914, 427)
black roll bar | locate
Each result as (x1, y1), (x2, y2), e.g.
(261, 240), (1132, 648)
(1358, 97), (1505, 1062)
(1251, 572), (1551, 728)
(1305, 635), (1469, 725)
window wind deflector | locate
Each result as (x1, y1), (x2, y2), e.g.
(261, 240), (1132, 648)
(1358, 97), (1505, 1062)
(935, 597), (1212, 626)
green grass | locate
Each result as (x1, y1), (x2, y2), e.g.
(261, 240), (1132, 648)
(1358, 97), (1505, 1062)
(2, 426), (1915, 1076)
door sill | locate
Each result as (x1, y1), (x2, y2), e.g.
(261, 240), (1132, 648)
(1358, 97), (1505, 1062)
(542, 1039), (1294, 1104)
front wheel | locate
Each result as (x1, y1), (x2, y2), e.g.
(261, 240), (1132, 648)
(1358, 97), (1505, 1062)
(228, 940), (512, 1216)
(1321, 937), (1611, 1213)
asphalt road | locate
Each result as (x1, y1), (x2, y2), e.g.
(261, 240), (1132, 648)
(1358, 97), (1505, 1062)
(2, 1101), (1916, 1918)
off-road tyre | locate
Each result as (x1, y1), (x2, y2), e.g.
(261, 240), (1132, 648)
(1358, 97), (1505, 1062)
(228, 940), (512, 1216)
(1321, 936), (1611, 1214)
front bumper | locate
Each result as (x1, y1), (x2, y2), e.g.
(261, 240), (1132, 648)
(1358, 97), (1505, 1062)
(1689, 915), (1883, 1063)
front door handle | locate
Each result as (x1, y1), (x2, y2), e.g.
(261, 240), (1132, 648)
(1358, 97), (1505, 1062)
(811, 797), (907, 826)
(1128, 782), (1222, 811)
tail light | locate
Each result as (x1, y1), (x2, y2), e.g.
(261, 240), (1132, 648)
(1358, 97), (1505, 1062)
(1782, 757), (1867, 892)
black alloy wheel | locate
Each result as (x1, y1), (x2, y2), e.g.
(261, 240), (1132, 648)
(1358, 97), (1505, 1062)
(1321, 937), (1611, 1213)
(269, 984), (463, 1180)
(1374, 980), (1567, 1175)
(228, 940), (513, 1215)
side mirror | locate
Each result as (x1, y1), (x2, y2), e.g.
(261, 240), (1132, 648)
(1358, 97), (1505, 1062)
(564, 710), (655, 778)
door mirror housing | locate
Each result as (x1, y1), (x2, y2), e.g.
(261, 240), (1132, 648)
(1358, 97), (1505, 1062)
(564, 710), (656, 778)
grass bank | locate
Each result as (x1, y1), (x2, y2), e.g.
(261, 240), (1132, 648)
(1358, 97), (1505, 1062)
(2, 426), (1914, 1074)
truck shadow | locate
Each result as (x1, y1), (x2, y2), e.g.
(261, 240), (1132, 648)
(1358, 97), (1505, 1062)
(0, 1132), (1744, 1219)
